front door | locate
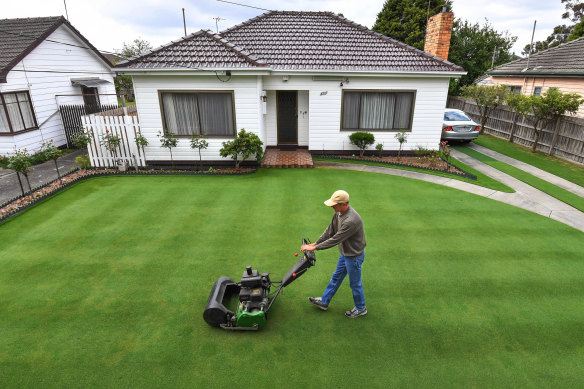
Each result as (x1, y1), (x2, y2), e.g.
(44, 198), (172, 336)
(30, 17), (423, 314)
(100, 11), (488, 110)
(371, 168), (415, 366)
(277, 91), (298, 144)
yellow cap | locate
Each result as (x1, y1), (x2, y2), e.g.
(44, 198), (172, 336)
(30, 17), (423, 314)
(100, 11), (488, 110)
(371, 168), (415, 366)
(324, 190), (349, 206)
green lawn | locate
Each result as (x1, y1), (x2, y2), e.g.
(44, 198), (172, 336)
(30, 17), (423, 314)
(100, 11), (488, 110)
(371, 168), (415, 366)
(1, 170), (583, 388)
(474, 135), (584, 187)
(455, 146), (584, 212)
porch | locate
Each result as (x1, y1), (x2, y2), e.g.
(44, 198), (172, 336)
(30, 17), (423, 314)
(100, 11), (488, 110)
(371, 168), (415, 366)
(261, 148), (313, 168)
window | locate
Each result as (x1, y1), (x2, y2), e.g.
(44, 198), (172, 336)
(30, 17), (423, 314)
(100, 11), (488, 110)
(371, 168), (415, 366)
(342, 91), (414, 131)
(0, 91), (38, 134)
(533, 86), (542, 96)
(509, 86), (522, 95)
(160, 91), (235, 136)
(444, 111), (471, 121)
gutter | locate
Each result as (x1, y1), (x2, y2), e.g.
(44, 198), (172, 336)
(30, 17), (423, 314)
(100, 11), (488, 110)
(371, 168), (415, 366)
(489, 72), (584, 78)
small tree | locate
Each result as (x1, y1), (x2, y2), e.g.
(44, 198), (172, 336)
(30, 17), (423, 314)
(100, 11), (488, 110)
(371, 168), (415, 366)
(7, 148), (32, 196)
(506, 88), (583, 152)
(72, 127), (93, 149)
(461, 84), (510, 134)
(190, 133), (209, 170)
(134, 132), (149, 159)
(158, 131), (178, 169)
(394, 130), (408, 159)
(375, 143), (384, 158)
(219, 129), (264, 169)
(349, 132), (375, 157)
(40, 140), (63, 184)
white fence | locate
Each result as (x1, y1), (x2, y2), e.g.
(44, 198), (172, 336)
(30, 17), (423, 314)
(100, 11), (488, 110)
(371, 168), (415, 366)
(81, 115), (146, 168)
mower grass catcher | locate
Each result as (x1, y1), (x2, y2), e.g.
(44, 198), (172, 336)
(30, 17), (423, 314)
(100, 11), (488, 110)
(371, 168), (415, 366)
(203, 238), (317, 330)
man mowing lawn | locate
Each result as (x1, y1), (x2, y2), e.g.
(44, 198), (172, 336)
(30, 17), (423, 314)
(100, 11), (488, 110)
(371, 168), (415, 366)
(301, 190), (367, 318)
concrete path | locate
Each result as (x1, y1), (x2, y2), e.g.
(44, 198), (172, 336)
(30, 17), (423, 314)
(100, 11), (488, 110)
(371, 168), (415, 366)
(315, 150), (584, 233)
(0, 149), (84, 205)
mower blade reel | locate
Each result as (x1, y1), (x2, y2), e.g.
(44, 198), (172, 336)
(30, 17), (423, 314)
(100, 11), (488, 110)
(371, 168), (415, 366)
(203, 276), (240, 327)
(220, 323), (259, 331)
(281, 253), (316, 287)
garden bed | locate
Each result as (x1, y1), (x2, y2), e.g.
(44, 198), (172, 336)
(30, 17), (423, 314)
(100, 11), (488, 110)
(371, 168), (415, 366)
(319, 154), (477, 179)
(0, 166), (257, 223)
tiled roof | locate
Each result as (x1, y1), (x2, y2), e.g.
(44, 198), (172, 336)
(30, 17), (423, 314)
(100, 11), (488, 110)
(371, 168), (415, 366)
(489, 37), (584, 76)
(119, 30), (266, 69)
(0, 16), (112, 82)
(118, 11), (463, 73)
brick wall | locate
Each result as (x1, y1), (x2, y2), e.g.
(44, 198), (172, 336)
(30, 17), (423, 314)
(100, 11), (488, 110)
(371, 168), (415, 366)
(424, 12), (454, 61)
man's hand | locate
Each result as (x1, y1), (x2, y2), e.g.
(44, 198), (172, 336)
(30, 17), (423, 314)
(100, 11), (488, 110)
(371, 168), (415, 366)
(301, 243), (317, 251)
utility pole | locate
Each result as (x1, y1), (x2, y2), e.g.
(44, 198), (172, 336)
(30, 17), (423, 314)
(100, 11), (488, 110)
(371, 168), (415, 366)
(526, 20), (537, 70)
(63, 0), (69, 20)
(491, 46), (498, 69)
(182, 8), (187, 37)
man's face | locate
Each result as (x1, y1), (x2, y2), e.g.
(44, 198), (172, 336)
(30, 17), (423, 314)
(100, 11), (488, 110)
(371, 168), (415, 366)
(331, 203), (346, 214)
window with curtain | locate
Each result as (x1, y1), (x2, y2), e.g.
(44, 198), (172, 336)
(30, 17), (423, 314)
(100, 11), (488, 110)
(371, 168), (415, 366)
(0, 91), (37, 134)
(160, 92), (235, 136)
(342, 91), (415, 131)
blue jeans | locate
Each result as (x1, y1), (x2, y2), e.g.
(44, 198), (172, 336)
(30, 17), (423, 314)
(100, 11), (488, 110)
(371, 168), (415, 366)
(321, 252), (365, 310)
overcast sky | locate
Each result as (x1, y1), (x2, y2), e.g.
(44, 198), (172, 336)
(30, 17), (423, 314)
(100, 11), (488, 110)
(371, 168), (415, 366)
(3, 0), (569, 57)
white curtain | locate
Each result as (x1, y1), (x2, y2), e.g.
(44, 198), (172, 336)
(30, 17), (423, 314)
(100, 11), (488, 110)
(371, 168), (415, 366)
(3, 94), (24, 132)
(342, 91), (413, 130)
(0, 106), (9, 133)
(360, 92), (395, 129)
(161, 93), (200, 136)
(17, 93), (35, 129)
(161, 92), (234, 136)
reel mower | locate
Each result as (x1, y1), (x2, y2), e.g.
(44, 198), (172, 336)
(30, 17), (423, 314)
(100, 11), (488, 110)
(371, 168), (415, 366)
(203, 238), (317, 330)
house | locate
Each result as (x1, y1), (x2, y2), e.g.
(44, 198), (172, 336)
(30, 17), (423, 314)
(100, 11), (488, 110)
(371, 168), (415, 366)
(115, 11), (464, 163)
(486, 37), (584, 117)
(0, 16), (116, 155)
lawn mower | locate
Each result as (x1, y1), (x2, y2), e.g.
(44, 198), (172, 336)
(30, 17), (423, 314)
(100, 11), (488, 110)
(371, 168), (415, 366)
(203, 238), (317, 330)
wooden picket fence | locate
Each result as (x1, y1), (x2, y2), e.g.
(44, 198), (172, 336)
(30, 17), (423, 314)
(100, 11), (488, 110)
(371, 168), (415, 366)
(447, 96), (584, 164)
(81, 114), (146, 168)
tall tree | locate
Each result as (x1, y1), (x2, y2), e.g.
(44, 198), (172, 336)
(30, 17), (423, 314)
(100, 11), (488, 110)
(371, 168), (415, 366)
(568, 19), (584, 40)
(372, 0), (452, 50)
(561, 0), (584, 23)
(115, 38), (153, 102)
(448, 19), (517, 95)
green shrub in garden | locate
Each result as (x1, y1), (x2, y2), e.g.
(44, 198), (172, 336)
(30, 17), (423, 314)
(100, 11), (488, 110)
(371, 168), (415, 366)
(349, 132), (375, 157)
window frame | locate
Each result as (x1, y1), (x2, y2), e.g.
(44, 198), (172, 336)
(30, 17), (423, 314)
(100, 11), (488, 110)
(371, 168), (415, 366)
(158, 90), (237, 138)
(340, 89), (416, 132)
(0, 90), (39, 136)
(509, 86), (522, 95)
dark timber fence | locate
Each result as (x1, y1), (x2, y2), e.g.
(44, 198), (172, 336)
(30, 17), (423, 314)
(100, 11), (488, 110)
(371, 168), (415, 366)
(447, 96), (584, 165)
(59, 104), (118, 147)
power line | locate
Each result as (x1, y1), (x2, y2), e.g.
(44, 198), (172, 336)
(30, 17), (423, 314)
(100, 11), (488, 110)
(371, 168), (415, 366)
(0, 28), (120, 57)
(216, 0), (272, 12)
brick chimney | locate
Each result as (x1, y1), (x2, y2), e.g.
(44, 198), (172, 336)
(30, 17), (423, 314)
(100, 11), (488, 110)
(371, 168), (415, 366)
(424, 10), (454, 61)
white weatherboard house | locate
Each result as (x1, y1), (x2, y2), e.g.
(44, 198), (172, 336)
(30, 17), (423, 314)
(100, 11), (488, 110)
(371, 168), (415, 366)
(115, 11), (465, 163)
(0, 16), (115, 155)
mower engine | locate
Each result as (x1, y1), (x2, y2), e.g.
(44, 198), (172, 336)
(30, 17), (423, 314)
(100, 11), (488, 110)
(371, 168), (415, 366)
(203, 238), (316, 330)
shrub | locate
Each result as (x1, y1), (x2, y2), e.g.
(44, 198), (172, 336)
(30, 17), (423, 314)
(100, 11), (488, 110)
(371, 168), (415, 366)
(219, 129), (264, 169)
(72, 127), (93, 149)
(40, 140), (63, 183)
(158, 131), (178, 168)
(7, 148), (32, 196)
(349, 132), (375, 157)
(75, 154), (91, 169)
(190, 133), (209, 170)
(375, 143), (384, 158)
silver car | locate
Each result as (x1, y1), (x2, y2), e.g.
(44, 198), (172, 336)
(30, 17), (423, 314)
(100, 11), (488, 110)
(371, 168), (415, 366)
(441, 108), (480, 142)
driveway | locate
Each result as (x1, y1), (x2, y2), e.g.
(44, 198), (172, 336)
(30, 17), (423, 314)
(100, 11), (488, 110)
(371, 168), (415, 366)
(0, 149), (85, 205)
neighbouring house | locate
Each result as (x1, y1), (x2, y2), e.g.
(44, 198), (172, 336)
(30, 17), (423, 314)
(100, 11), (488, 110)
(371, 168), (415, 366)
(0, 16), (116, 155)
(485, 37), (584, 117)
(115, 11), (464, 164)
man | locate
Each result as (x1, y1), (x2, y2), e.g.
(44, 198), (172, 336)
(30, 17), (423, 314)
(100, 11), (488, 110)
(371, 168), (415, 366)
(301, 190), (367, 318)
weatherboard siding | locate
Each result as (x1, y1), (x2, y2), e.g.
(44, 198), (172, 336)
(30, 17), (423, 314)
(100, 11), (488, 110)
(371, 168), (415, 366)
(0, 24), (115, 155)
(490, 76), (584, 117)
(132, 75), (260, 162)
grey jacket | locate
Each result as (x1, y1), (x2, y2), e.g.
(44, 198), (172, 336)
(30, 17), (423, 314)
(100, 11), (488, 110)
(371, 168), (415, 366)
(315, 206), (366, 257)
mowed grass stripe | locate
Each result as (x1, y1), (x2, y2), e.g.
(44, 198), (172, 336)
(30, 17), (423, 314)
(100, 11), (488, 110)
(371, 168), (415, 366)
(0, 169), (583, 388)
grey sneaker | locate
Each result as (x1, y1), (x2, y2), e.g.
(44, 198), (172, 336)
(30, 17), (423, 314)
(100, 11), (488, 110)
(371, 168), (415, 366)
(308, 297), (328, 311)
(345, 307), (367, 318)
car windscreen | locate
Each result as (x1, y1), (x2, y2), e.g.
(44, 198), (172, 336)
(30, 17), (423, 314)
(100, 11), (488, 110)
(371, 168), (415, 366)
(444, 111), (471, 121)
